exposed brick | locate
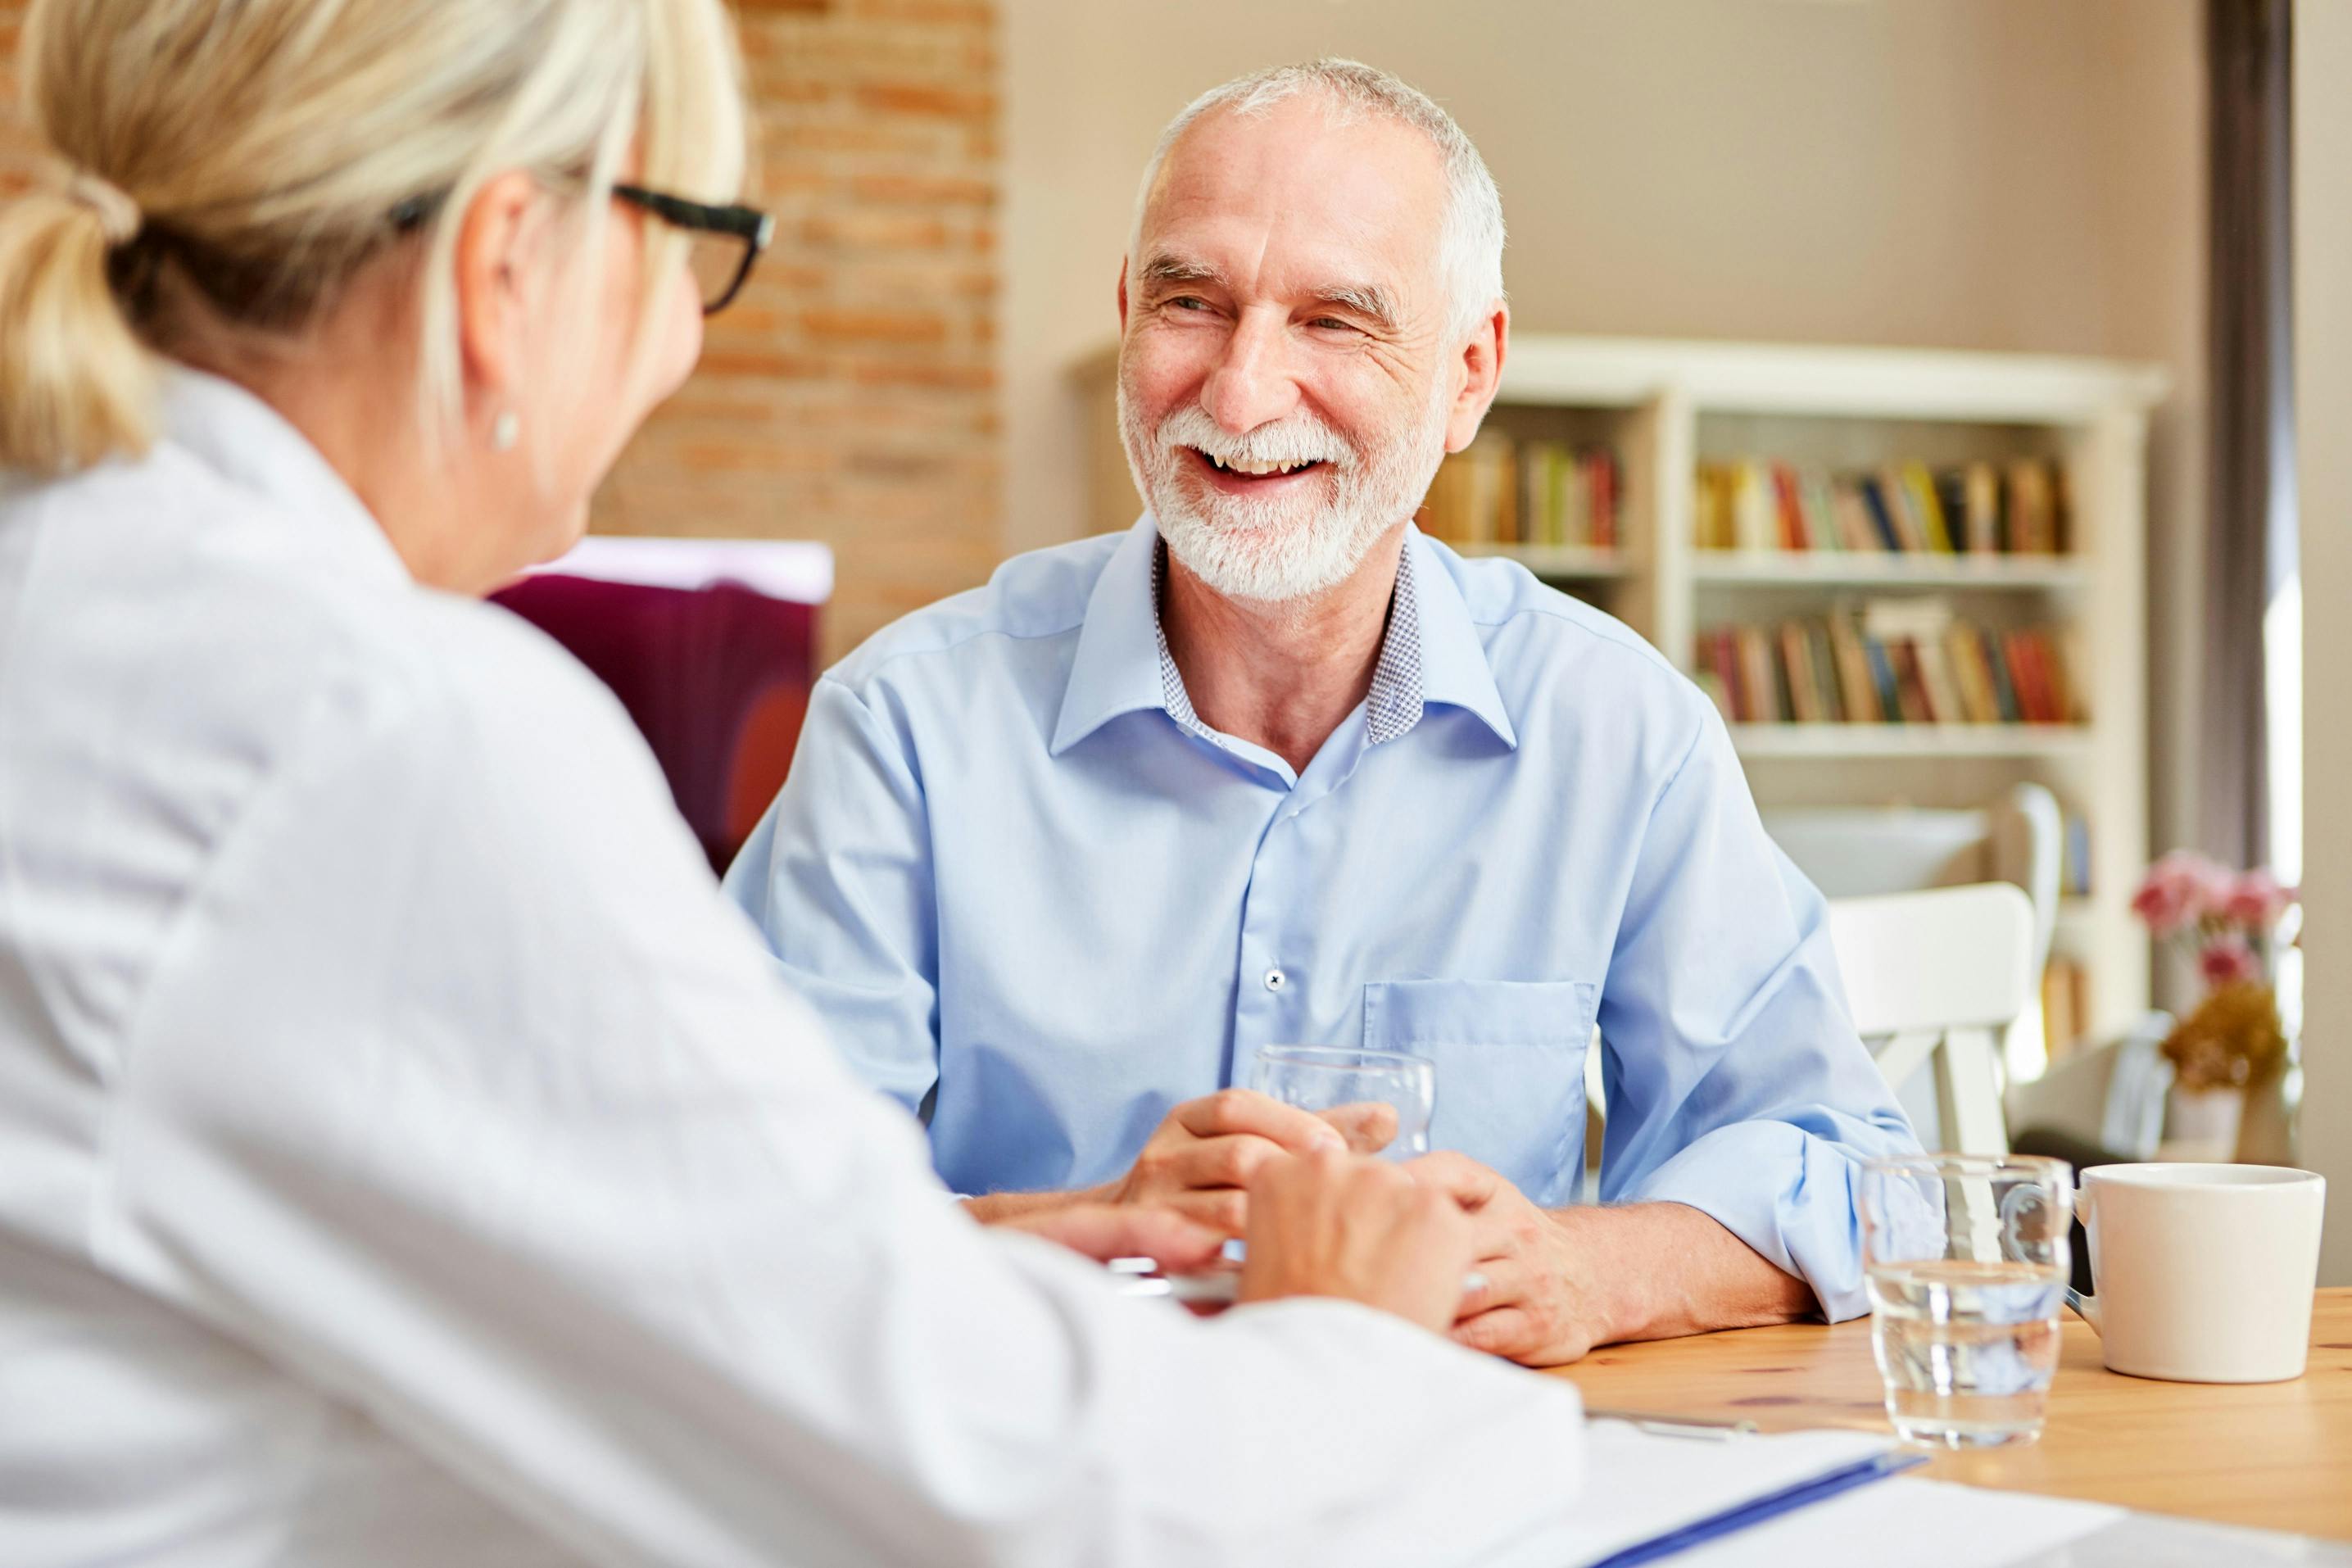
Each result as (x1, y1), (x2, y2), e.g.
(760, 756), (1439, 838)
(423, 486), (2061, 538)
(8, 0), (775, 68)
(850, 0), (995, 24)
(800, 307), (951, 347)
(689, 347), (837, 381)
(855, 83), (995, 122)
(800, 210), (952, 252)
(851, 172), (995, 207)
(848, 360), (997, 392)
(765, 122), (953, 160)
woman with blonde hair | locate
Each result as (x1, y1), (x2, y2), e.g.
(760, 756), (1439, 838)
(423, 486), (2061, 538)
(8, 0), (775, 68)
(0, 2), (1584, 1563)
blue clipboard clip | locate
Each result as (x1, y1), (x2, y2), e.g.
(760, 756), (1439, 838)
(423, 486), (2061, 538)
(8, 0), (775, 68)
(1588, 1448), (1929, 1568)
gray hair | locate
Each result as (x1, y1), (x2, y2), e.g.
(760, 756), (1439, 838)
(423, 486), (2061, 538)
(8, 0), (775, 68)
(1127, 58), (1507, 342)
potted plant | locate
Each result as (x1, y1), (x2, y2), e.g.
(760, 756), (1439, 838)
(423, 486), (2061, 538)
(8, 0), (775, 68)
(2129, 851), (2300, 1162)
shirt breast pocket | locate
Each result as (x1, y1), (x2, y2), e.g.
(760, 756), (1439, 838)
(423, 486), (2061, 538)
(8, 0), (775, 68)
(1362, 978), (1597, 1209)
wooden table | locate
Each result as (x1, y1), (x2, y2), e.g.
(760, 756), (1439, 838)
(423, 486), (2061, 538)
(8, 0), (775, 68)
(1551, 1288), (2352, 1540)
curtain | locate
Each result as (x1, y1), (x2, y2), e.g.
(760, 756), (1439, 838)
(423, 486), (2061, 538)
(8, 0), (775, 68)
(2201, 0), (2297, 871)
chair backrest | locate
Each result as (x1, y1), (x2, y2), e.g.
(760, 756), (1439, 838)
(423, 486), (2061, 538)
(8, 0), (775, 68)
(490, 539), (829, 872)
(1827, 883), (2037, 1156)
(1767, 783), (2062, 976)
(2002, 1010), (2177, 1162)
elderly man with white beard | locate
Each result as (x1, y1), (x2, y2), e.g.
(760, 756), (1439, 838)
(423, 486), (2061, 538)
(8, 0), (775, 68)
(726, 58), (1919, 1366)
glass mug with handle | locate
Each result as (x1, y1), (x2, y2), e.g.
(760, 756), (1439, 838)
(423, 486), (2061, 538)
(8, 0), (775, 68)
(1249, 1044), (1437, 1159)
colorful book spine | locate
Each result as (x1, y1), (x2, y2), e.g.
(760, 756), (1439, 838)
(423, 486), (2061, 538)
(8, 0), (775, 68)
(1697, 609), (2076, 731)
(1693, 455), (2071, 559)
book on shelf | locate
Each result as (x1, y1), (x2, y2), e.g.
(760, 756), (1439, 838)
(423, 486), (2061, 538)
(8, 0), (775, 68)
(1420, 433), (1621, 551)
(2061, 812), (2094, 898)
(1694, 599), (2079, 727)
(2042, 956), (2092, 1061)
(1693, 455), (2070, 558)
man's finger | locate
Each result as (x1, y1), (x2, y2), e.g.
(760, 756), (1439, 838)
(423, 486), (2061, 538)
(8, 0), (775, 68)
(1170, 1132), (1286, 1190)
(1166, 1187), (1249, 1237)
(1458, 1204), (1529, 1266)
(1451, 1305), (1535, 1360)
(992, 1203), (1226, 1271)
(1405, 1149), (1501, 1208)
(1174, 1088), (1347, 1154)
(1451, 1256), (1528, 1321)
(1316, 1101), (1399, 1155)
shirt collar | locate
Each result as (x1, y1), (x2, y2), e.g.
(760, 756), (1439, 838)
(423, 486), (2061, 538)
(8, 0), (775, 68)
(1049, 515), (1517, 756)
(158, 365), (410, 587)
(1050, 518), (1169, 756)
(1404, 528), (1517, 750)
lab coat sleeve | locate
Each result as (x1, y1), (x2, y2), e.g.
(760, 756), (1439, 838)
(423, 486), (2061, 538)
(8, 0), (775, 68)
(93, 612), (1586, 1568)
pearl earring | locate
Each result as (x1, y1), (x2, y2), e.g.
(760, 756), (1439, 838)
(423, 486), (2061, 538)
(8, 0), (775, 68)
(491, 410), (520, 451)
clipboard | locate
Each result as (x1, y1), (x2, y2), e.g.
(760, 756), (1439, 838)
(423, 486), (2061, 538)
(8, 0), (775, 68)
(1588, 1448), (1928, 1567)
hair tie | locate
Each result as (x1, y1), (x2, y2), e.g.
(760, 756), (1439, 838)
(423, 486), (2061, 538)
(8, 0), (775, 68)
(64, 170), (141, 247)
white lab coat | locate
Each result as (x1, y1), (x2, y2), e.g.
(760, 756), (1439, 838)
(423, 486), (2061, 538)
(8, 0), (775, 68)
(0, 369), (1584, 1567)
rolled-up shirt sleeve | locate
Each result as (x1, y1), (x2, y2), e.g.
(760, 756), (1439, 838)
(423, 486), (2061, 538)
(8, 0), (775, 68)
(1593, 708), (1921, 1322)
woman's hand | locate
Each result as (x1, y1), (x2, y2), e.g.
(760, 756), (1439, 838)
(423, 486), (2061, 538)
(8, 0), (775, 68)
(1235, 1149), (1475, 1334)
(988, 1203), (1227, 1272)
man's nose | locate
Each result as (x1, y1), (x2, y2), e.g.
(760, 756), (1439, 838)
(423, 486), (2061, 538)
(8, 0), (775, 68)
(1199, 308), (1302, 434)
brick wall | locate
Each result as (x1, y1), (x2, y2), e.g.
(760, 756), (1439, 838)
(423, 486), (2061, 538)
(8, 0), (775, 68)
(0, 1), (1004, 664)
(603, 0), (1002, 659)
(0, 11), (25, 161)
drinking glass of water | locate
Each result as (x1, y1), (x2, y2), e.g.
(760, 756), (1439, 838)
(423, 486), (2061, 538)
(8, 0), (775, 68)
(1250, 1045), (1435, 1159)
(1858, 1153), (2073, 1448)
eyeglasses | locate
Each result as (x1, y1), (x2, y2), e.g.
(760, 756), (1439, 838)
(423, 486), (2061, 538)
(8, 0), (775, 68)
(613, 184), (773, 316)
(386, 183), (775, 317)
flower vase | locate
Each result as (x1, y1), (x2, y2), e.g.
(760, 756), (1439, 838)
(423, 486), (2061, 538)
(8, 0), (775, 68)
(2234, 1058), (2298, 1166)
(2164, 1083), (2245, 1162)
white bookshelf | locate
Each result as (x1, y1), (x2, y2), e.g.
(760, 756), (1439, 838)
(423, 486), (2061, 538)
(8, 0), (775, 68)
(1688, 553), (2091, 590)
(1724, 724), (2100, 760)
(1069, 334), (2167, 1044)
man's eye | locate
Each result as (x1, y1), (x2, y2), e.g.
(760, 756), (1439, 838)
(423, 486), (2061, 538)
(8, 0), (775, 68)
(1168, 296), (1210, 312)
(1309, 317), (1357, 332)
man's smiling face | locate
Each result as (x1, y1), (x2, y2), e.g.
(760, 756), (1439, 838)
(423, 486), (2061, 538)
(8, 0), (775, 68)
(1117, 95), (1462, 604)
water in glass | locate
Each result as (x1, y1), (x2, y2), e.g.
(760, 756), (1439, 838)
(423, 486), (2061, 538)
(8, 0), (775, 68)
(1249, 1045), (1435, 1159)
(1859, 1154), (2073, 1448)
(1867, 1258), (2068, 1446)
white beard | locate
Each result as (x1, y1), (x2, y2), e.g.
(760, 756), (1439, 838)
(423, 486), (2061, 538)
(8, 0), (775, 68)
(1117, 369), (1452, 605)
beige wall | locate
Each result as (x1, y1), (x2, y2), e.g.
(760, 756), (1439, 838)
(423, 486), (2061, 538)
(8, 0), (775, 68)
(1004, 0), (2207, 853)
(2295, 0), (2351, 1285)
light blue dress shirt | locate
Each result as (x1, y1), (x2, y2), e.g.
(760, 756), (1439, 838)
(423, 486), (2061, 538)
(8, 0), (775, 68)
(726, 517), (1919, 1319)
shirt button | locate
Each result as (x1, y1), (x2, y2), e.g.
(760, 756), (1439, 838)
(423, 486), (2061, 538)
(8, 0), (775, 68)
(1264, 968), (1286, 991)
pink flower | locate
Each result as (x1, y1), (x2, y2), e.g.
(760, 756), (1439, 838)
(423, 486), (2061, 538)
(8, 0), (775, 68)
(2132, 851), (2232, 936)
(2199, 938), (2264, 989)
(2218, 868), (2297, 931)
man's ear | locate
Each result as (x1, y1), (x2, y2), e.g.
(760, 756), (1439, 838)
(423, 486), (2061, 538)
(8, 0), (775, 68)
(1116, 256), (1131, 333)
(453, 170), (547, 405)
(1443, 302), (1509, 454)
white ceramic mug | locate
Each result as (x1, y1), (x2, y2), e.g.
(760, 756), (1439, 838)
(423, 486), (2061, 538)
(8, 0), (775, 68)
(2072, 1163), (2326, 1383)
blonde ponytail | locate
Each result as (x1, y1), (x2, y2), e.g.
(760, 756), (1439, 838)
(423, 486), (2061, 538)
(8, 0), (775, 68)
(0, 175), (158, 473)
(0, 0), (746, 478)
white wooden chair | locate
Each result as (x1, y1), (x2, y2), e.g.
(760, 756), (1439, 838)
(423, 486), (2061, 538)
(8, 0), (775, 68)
(1827, 883), (2038, 1157)
(1765, 786), (2062, 1076)
(1765, 782), (2063, 982)
(1579, 880), (2036, 1190)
